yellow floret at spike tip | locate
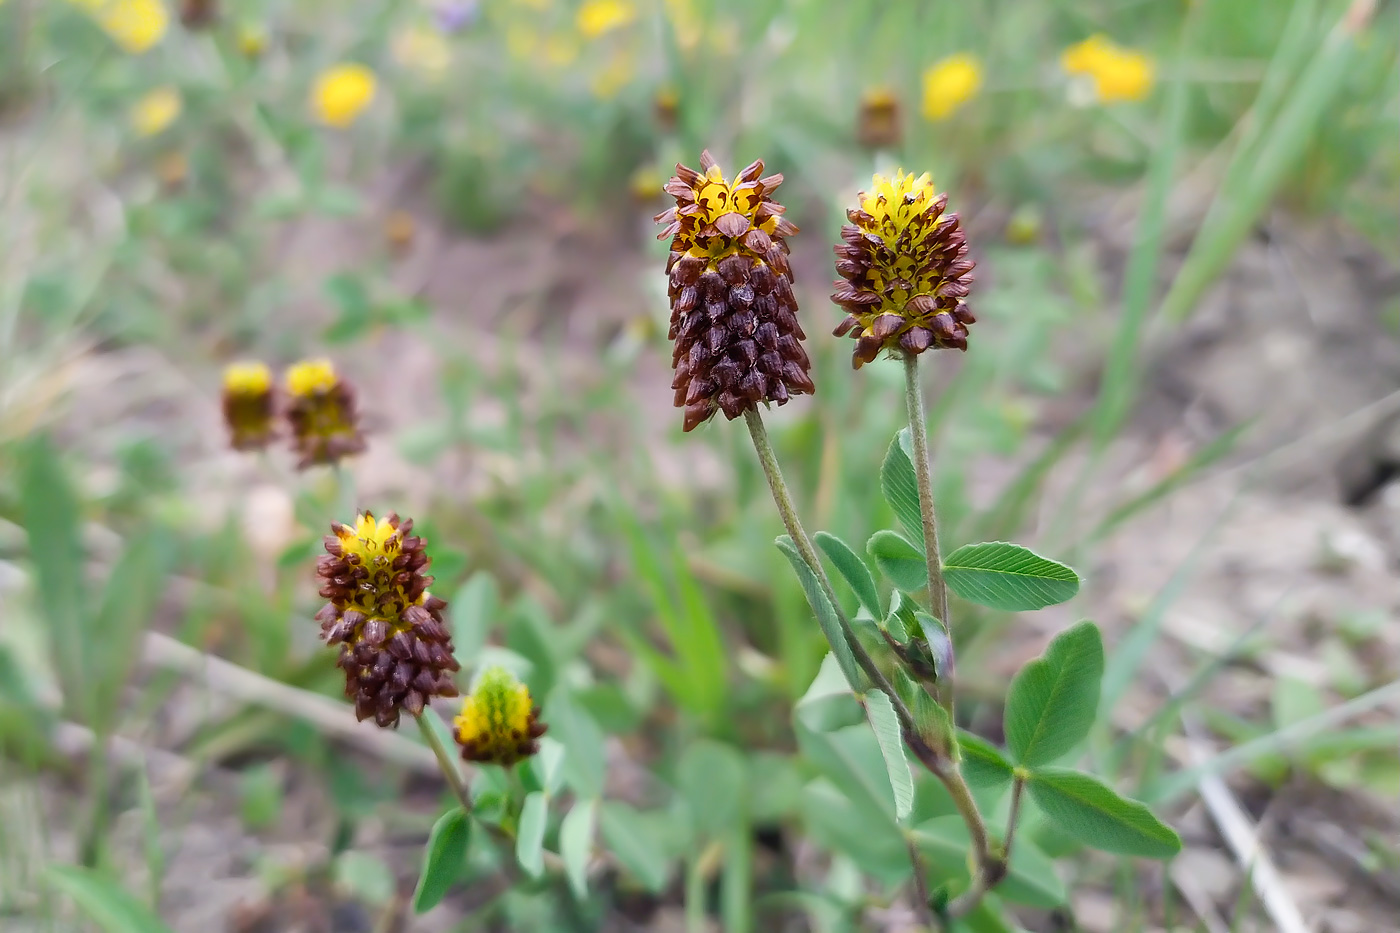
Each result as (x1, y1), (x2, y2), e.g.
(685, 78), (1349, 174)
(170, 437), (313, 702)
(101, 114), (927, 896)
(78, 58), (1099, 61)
(286, 358), (337, 397)
(860, 170), (939, 239)
(334, 512), (403, 564)
(222, 361), (271, 395)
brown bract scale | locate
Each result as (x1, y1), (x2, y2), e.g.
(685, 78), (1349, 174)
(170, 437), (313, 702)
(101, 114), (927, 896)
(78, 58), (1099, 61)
(656, 149), (814, 431)
(316, 512), (460, 728)
(831, 171), (976, 368)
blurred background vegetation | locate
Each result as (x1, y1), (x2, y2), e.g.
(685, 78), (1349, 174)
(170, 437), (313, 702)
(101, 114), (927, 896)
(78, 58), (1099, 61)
(1, 0), (1398, 930)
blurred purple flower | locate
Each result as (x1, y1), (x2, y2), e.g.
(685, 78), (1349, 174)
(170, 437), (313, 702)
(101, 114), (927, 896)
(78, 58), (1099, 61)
(433, 0), (478, 33)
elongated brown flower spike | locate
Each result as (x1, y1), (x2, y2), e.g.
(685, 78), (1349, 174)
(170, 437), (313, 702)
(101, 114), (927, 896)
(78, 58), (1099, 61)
(221, 361), (276, 451)
(656, 150), (814, 431)
(832, 171), (976, 368)
(453, 666), (547, 767)
(316, 512), (460, 728)
(284, 358), (367, 469)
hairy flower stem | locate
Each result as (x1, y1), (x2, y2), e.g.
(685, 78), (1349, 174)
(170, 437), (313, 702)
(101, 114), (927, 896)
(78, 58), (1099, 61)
(742, 409), (908, 716)
(903, 353), (1006, 920)
(415, 711), (473, 812)
(902, 353), (951, 643)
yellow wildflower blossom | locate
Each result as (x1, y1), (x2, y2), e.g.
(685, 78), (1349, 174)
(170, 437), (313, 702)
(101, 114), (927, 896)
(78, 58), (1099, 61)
(96, 0), (169, 54)
(392, 25), (452, 80)
(236, 22), (268, 58)
(1061, 34), (1154, 103)
(543, 33), (580, 68)
(311, 64), (377, 128)
(130, 86), (181, 137)
(921, 53), (981, 121)
(577, 0), (634, 39)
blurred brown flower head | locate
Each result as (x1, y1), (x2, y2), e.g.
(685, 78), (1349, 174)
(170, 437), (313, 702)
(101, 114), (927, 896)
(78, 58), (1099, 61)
(656, 150), (813, 432)
(284, 359), (367, 469)
(179, 0), (217, 29)
(221, 361), (276, 451)
(832, 171), (975, 368)
(454, 666), (547, 767)
(856, 87), (901, 150)
(316, 512), (460, 728)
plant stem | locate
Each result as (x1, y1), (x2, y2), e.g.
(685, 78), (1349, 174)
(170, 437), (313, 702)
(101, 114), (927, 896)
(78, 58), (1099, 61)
(1001, 776), (1027, 863)
(414, 711), (472, 812)
(903, 354), (1007, 919)
(905, 837), (935, 927)
(745, 406), (994, 926)
(741, 408), (909, 721)
(902, 353), (951, 637)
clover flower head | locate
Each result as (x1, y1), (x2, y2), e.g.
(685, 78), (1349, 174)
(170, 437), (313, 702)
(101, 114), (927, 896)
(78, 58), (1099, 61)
(857, 87), (901, 150)
(316, 512), (460, 728)
(221, 361), (276, 451)
(831, 170), (976, 367)
(453, 666), (547, 767)
(656, 150), (813, 431)
(284, 358), (366, 469)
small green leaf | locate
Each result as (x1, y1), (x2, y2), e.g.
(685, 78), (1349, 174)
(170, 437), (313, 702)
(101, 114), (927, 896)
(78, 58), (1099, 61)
(942, 541), (1080, 612)
(449, 573), (498, 667)
(957, 732), (1015, 790)
(815, 531), (882, 619)
(412, 808), (472, 912)
(796, 654), (866, 732)
(45, 865), (175, 933)
(864, 690), (913, 822)
(516, 792), (548, 878)
(776, 536), (862, 690)
(21, 439), (88, 722)
(914, 817), (1065, 909)
(333, 851), (396, 907)
(867, 530), (928, 593)
(528, 737), (567, 796)
(1004, 621), (1104, 767)
(1027, 768), (1181, 859)
(599, 802), (671, 893)
(678, 739), (747, 835)
(544, 687), (606, 799)
(560, 798), (596, 899)
(881, 429), (926, 545)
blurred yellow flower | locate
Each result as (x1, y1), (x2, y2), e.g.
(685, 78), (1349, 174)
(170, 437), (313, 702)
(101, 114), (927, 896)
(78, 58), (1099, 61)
(236, 22), (268, 58)
(506, 24), (537, 62)
(664, 0), (700, 51)
(921, 53), (981, 121)
(590, 55), (633, 98)
(1061, 34), (1154, 103)
(393, 25), (452, 80)
(96, 0), (169, 54)
(577, 0), (634, 39)
(312, 64), (377, 128)
(130, 86), (181, 136)
(543, 34), (580, 67)
(628, 164), (662, 201)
